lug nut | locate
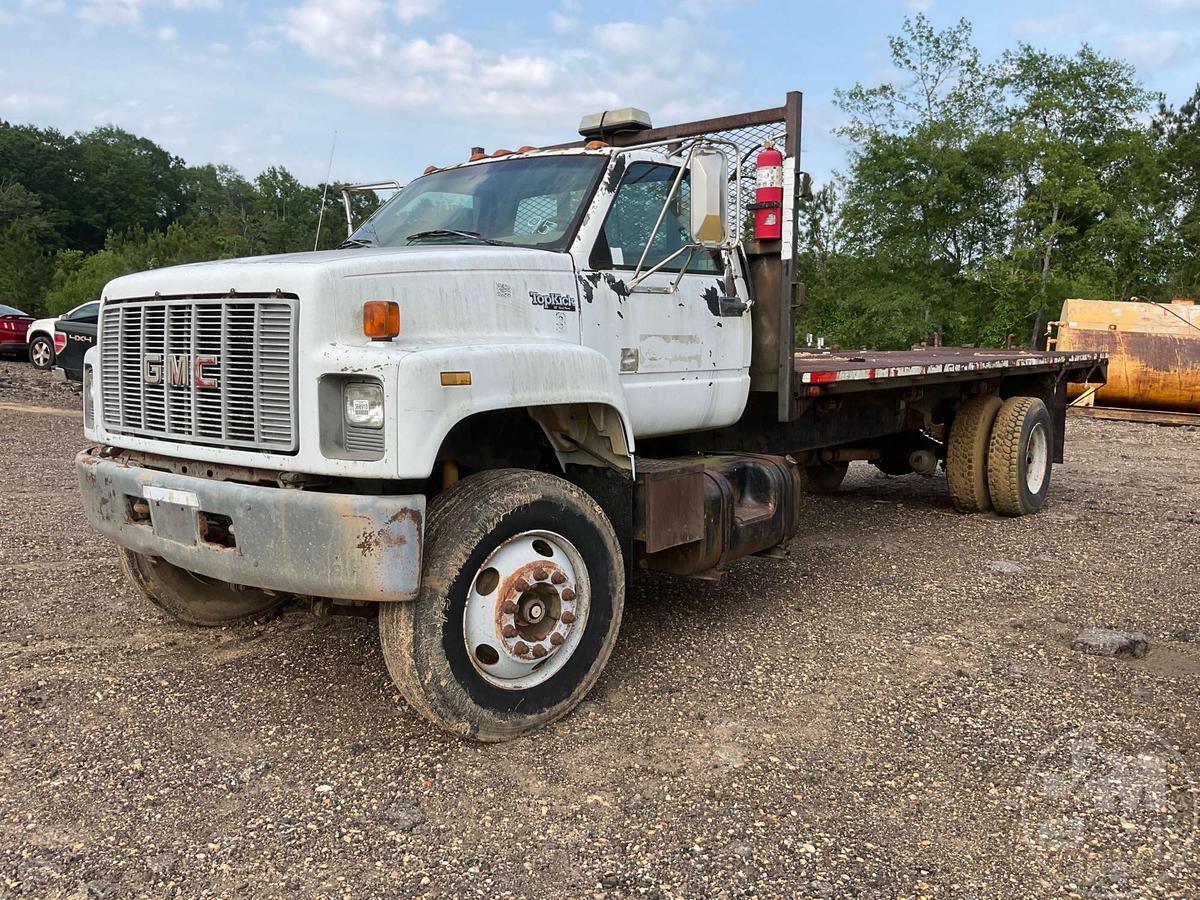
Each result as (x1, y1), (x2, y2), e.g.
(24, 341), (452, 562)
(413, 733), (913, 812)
(550, 571), (566, 584)
(531, 644), (547, 658)
(501, 600), (518, 615)
(501, 624), (517, 638)
(513, 578), (531, 592)
(533, 567), (548, 581)
(561, 588), (576, 602)
(513, 642), (529, 656)
(561, 610), (576, 624)
(550, 633), (565, 646)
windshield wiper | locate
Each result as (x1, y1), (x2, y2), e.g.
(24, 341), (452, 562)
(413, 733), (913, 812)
(339, 237), (373, 248)
(405, 229), (512, 247)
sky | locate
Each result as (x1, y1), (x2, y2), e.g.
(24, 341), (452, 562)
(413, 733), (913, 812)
(1, 0), (1199, 190)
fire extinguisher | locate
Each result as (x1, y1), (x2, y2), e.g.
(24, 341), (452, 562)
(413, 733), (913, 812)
(752, 140), (783, 241)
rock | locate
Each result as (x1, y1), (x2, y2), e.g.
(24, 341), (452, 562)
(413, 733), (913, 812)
(987, 560), (1023, 575)
(146, 852), (179, 876)
(1172, 628), (1195, 643)
(1071, 629), (1148, 659)
(383, 803), (426, 832)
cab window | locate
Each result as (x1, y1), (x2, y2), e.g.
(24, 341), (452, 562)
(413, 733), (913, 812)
(590, 162), (720, 274)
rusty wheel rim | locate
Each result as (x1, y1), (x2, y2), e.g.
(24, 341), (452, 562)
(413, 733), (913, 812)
(463, 530), (590, 690)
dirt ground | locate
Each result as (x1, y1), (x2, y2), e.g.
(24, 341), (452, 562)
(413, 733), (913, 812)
(0, 360), (1197, 899)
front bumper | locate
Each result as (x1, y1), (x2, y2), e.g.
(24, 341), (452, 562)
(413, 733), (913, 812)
(76, 449), (424, 602)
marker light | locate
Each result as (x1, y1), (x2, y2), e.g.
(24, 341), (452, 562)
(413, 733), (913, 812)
(363, 300), (400, 340)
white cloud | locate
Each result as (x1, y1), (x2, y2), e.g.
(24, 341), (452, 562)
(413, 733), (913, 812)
(282, 0), (390, 65)
(550, 11), (578, 33)
(156, 23), (177, 41)
(77, 0), (220, 26)
(0, 91), (67, 114)
(394, 0), (440, 24)
(1112, 30), (1191, 68)
(79, 0), (141, 25)
(287, 13), (739, 142)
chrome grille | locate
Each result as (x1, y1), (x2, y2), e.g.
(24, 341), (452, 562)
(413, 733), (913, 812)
(100, 296), (298, 452)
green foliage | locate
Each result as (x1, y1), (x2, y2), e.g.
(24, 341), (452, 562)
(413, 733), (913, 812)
(801, 14), (1189, 350)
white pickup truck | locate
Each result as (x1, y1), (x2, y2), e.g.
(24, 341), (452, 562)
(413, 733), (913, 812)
(75, 93), (1106, 740)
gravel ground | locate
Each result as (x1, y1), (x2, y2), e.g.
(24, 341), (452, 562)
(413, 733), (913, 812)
(0, 364), (1197, 899)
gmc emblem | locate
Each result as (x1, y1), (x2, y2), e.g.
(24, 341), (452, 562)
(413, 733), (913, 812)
(143, 353), (220, 388)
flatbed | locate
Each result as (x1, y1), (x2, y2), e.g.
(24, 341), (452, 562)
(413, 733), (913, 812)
(792, 348), (1106, 393)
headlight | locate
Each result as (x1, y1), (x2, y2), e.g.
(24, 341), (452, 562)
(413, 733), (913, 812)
(344, 382), (384, 429)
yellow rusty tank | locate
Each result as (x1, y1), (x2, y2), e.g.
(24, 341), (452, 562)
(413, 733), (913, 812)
(1054, 298), (1200, 411)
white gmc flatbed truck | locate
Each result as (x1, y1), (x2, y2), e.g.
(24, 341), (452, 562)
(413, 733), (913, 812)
(75, 93), (1107, 741)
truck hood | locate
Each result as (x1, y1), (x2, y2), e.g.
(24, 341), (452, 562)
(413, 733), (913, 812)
(103, 245), (576, 300)
(100, 245), (582, 347)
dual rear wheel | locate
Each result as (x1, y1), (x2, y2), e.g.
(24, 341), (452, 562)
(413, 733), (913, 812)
(947, 395), (1053, 516)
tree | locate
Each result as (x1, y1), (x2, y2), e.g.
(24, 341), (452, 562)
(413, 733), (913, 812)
(1154, 84), (1200, 295)
(820, 15), (1009, 346)
(998, 45), (1158, 303)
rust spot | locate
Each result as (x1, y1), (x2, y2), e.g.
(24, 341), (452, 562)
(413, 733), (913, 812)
(386, 508), (422, 526)
(358, 507), (422, 556)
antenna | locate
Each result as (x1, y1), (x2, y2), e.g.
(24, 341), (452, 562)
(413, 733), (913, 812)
(314, 129), (338, 251)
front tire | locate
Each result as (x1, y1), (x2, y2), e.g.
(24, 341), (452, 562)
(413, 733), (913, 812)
(29, 335), (54, 370)
(379, 469), (625, 742)
(118, 549), (285, 626)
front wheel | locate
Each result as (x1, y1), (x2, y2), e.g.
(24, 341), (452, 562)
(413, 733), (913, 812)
(379, 469), (624, 742)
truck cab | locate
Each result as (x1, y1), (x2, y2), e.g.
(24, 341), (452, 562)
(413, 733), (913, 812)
(74, 93), (1106, 741)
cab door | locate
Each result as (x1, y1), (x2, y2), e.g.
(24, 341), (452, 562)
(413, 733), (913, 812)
(576, 158), (750, 438)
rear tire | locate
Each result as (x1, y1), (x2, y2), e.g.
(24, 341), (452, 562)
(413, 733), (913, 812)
(118, 549), (285, 626)
(987, 397), (1053, 517)
(378, 469), (624, 742)
(800, 461), (849, 494)
(29, 335), (54, 370)
(946, 394), (1002, 512)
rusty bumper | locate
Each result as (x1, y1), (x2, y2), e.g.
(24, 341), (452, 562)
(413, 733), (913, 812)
(76, 449), (424, 602)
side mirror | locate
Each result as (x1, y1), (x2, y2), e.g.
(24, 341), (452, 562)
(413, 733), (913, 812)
(690, 150), (728, 247)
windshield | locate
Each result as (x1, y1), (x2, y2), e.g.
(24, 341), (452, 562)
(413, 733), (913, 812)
(348, 155), (606, 251)
(0, 304), (29, 317)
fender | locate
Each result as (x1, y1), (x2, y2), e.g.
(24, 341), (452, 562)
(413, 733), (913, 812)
(393, 340), (635, 480)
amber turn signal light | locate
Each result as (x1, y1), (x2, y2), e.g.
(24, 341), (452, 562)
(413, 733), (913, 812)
(363, 300), (400, 340)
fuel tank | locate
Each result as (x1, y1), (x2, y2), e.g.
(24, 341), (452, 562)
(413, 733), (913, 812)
(1054, 298), (1200, 412)
(635, 453), (802, 576)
